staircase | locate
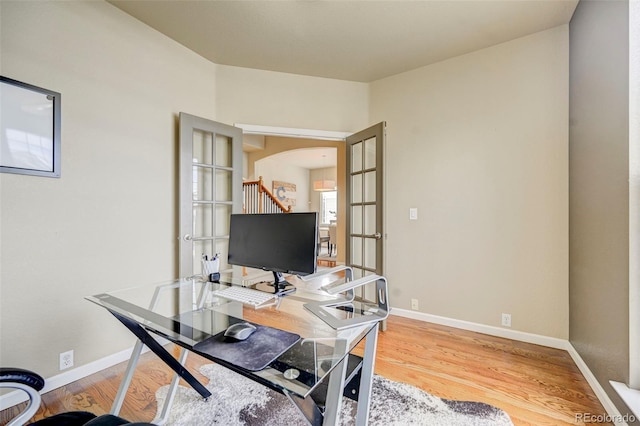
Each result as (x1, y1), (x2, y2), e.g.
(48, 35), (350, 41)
(242, 176), (292, 214)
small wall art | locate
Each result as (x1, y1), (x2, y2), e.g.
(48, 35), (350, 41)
(272, 180), (297, 207)
(1, 76), (61, 178)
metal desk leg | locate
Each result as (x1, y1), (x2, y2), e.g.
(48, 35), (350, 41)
(323, 339), (349, 426)
(152, 347), (190, 425)
(111, 281), (211, 420)
(110, 339), (145, 415)
(109, 311), (211, 400)
(355, 323), (379, 426)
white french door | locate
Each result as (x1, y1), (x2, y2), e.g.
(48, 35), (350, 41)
(178, 113), (243, 278)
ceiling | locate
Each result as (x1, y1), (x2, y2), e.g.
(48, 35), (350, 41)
(108, 0), (578, 83)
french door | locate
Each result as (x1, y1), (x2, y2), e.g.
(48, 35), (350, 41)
(345, 122), (385, 302)
(178, 113), (243, 278)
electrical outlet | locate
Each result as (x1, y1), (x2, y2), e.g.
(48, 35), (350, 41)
(501, 313), (512, 327)
(411, 298), (419, 310)
(60, 350), (74, 370)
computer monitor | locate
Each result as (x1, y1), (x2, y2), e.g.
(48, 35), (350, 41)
(227, 212), (318, 294)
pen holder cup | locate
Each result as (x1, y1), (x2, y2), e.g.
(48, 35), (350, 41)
(202, 259), (220, 282)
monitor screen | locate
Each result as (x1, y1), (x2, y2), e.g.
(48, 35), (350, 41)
(227, 213), (318, 292)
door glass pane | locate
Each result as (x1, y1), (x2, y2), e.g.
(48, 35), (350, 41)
(364, 171), (376, 203)
(215, 134), (232, 167)
(364, 205), (376, 235)
(216, 239), (230, 271)
(364, 137), (376, 169)
(364, 238), (376, 269)
(353, 268), (364, 280)
(351, 174), (362, 203)
(351, 205), (363, 234)
(351, 236), (362, 265)
(351, 142), (363, 172)
(215, 169), (232, 201)
(193, 204), (213, 237)
(215, 204), (232, 237)
(193, 166), (213, 201)
(193, 129), (213, 165)
(194, 239), (215, 274)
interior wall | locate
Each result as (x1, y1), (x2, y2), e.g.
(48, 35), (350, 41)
(214, 64), (369, 132)
(370, 26), (569, 338)
(569, 0), (632, 417)
(0, 1), (218, 377)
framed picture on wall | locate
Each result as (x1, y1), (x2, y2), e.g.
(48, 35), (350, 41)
(273, 180), (297, 207)
(0, 76), (61, 178)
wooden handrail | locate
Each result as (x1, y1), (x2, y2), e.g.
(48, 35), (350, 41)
(243, 176), (292, 214)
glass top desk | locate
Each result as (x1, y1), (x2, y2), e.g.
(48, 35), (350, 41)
(86, 272), (384, 426)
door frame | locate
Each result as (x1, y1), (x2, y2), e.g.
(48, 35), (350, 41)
(235, 123), (386, 274)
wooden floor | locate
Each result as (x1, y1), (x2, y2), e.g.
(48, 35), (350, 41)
(1, 315), (611, 425)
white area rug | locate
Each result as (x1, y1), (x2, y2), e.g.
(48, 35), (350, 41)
(156, 364), (513, 425)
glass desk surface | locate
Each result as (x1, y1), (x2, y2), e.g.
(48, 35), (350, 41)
(86, 273), (378, 399)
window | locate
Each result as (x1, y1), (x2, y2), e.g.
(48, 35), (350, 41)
(321, 191), (337, 225)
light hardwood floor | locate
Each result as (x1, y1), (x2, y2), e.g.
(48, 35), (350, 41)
(1, 315), (611, 425)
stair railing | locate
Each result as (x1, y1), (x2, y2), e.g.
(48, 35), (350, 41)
(243, 176), (292, 214)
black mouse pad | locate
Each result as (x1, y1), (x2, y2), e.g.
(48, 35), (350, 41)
(192, 323), (301, 371)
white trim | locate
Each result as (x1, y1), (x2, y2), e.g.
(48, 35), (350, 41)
(0, 345), (139, 411)
(566, 347), (628, 425)
(611, 381), (640, 421)
(390, 308), (569, 350)
(390, 308), (627, 424)
(235, 123), (351, 141)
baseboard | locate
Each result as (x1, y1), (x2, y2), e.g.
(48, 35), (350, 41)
(0, 346), (135, 411)
(610, 381), (640, 422)
(390, 308), (627, 425)
(566, 347), (627, 426)
(390, 308), (568, 349)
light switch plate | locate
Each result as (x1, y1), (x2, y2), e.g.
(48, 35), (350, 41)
(409, 208), (418, 220)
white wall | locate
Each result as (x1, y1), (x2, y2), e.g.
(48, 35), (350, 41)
(370, 26), (569, 339)
(215, 64), (369, 133)
(0, 1), (218, 376)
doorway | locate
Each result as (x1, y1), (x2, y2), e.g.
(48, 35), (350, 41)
(244, 136), (347, 265)
(239, 121), (386, 281)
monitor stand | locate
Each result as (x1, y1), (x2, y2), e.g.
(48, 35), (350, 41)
(254, 271), (296, 296)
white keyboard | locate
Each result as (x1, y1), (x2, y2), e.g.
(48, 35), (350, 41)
(212, 286), (277, 307)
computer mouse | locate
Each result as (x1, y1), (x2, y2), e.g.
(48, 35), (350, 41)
(224, 322), (257, 341)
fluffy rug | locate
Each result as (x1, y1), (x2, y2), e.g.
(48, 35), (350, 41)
(156, 364), (513, 425)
